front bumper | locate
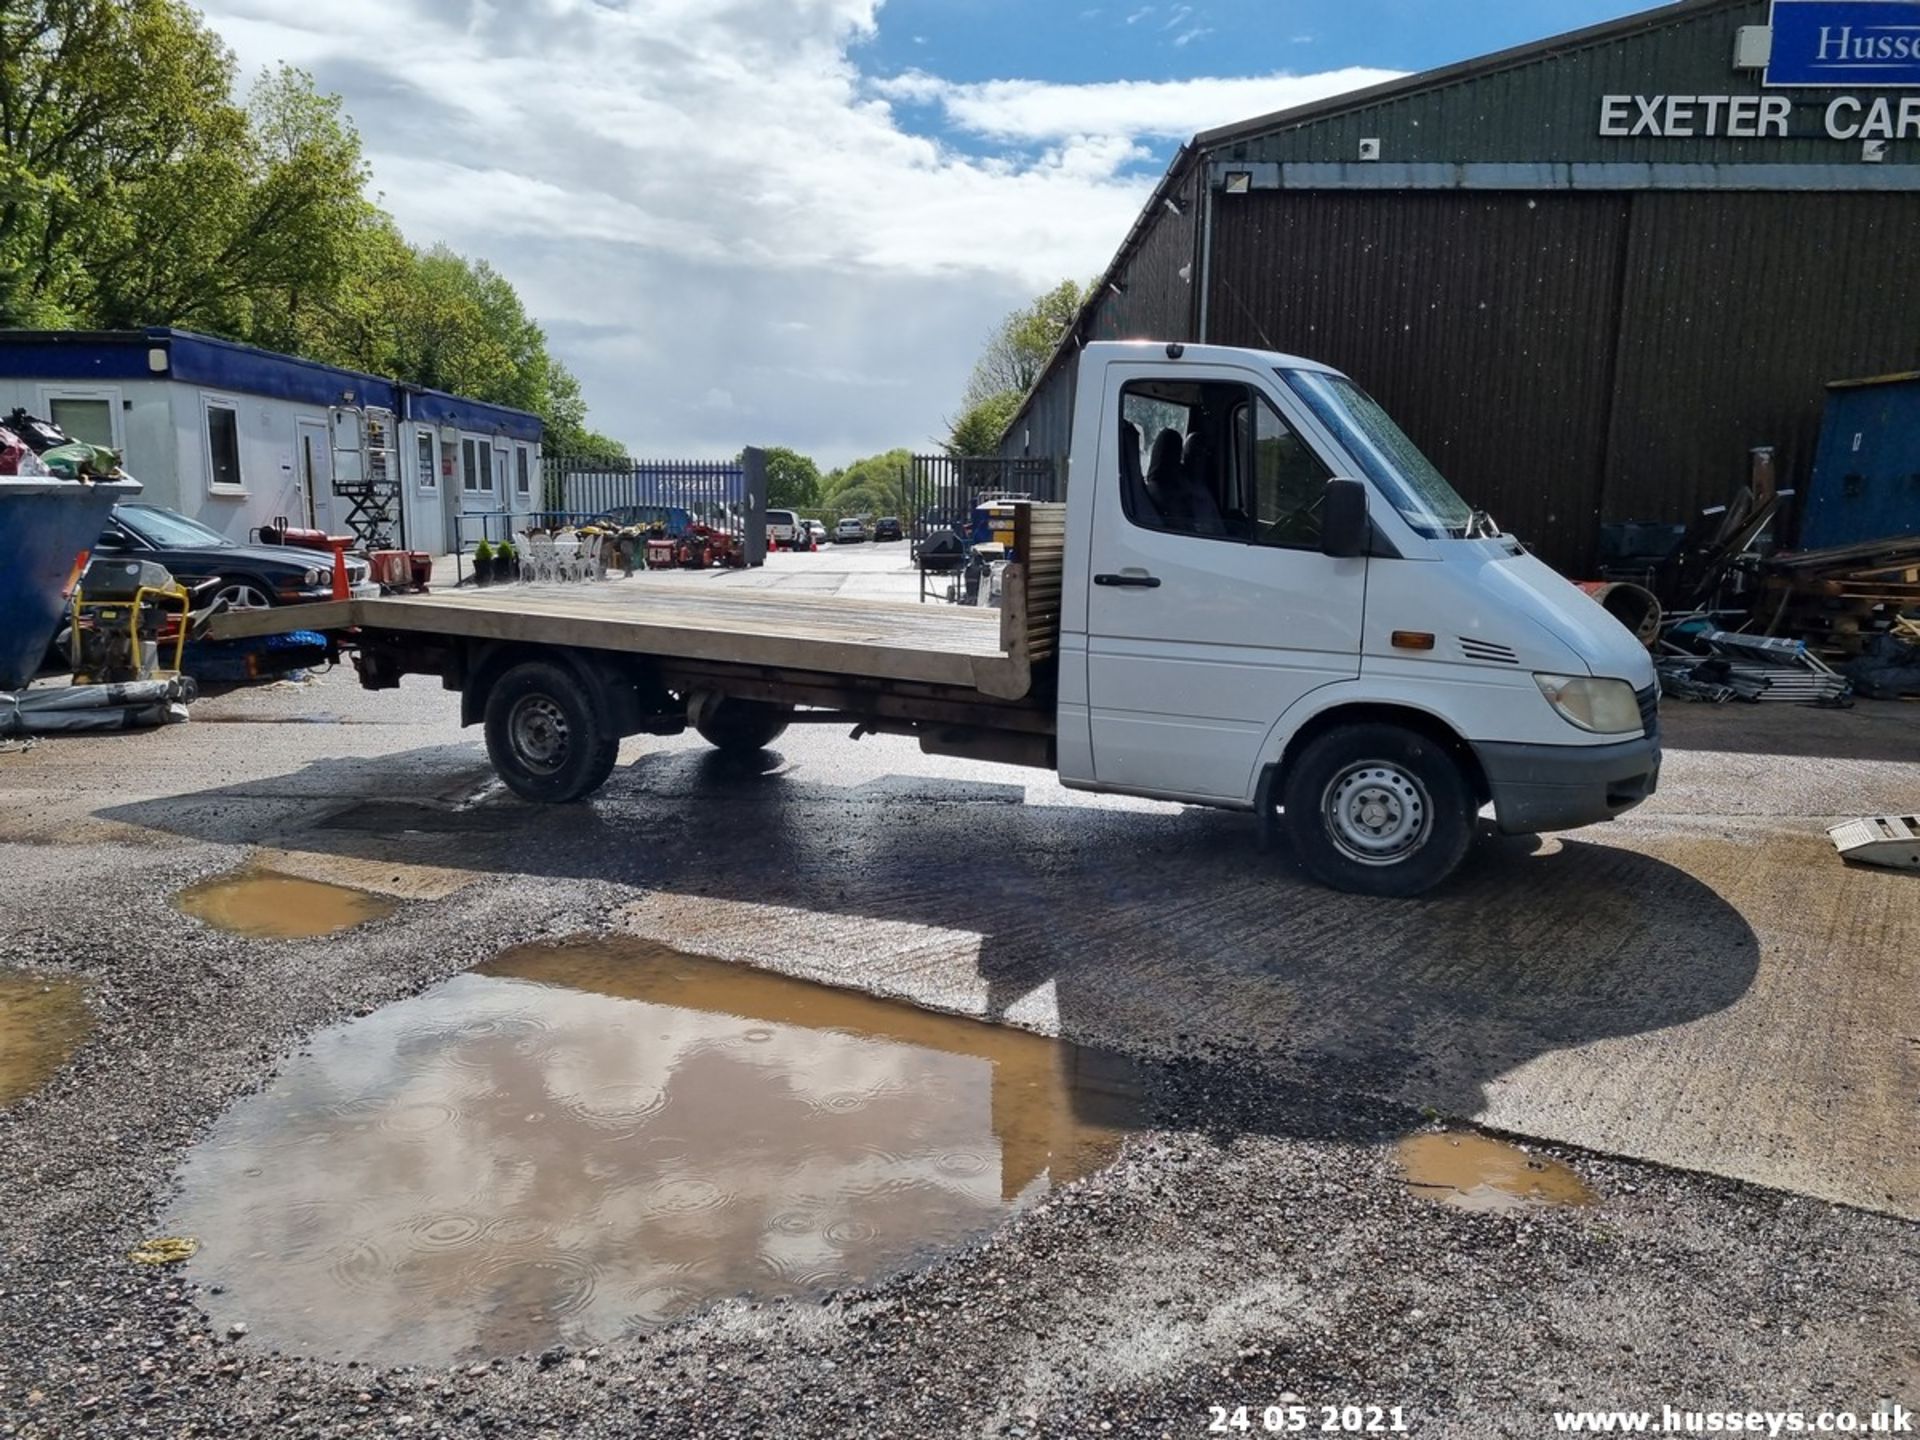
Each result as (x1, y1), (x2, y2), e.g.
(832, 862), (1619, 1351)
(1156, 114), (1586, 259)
(1473, 733), (1661, 835)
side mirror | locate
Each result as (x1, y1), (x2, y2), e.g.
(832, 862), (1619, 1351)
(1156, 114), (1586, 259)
(1320, 478), (1369, 558)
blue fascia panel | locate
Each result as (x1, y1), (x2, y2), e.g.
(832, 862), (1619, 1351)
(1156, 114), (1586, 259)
(408, 388), (543, 443)
(0, 332), (157, 382)
(0, 328), (542, 442)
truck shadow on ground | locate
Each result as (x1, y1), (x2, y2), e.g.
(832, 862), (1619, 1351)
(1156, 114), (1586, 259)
(102, 740), (1761, 1143)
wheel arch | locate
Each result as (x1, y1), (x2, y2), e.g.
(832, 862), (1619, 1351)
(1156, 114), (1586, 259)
(1260, 698), (1490, 812)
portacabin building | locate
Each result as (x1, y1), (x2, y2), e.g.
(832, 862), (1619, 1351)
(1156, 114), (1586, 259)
(0, 327), (544, 556)
(998, 0), (1920, 573)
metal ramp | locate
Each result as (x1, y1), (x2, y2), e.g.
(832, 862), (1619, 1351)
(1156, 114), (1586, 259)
(1828, 815), (1920, 871)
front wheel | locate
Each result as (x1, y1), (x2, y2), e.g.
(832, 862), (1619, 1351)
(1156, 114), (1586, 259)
(483, 660), (619, 803)
(1279, 722), (1475, 897)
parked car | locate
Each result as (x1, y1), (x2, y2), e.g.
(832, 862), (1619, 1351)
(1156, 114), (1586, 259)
(834, 517), (867, 544)
(94, 503), (376, 609)
(765, 508), (803, 549)
(803, 518), (828, 546)
(873, 516), (904, 542)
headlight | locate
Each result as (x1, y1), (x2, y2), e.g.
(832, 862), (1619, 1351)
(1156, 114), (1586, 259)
(1533, 674), (1642, 735)
(302, 568), (322, 586)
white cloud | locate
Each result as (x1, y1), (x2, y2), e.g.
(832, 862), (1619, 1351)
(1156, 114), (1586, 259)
(194, 0), (1395, 464)
(871, 66), (1401, 144)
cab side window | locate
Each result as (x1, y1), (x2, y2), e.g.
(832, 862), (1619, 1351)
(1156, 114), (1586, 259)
(1118, 382), (1331, 547)
(1249, 395), (1333, 549)
(1118, 381), (1241, 541)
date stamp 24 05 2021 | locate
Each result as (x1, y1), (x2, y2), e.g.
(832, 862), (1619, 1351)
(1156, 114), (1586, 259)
(1207, 1401), (1413, 1434)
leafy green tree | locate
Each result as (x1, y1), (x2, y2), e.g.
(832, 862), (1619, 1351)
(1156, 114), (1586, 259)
(961, 279), (1085, 410)
(945, 391), (1023, 458)
(0, 0), (236, 326)
(760, 446), (822, 509)
(947, 279), (1085, 456)
(0, 3), (619, 457)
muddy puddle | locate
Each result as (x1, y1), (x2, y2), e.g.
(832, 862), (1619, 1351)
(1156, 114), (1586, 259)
(166, 938), (1144, 1363)
(1397, 1132), (1594, 1213)
(173, 869), (398, 939)
(0, 973), (93, 1106)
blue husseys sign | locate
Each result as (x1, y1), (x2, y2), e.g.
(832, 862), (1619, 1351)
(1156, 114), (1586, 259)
(1767, 0), (1920, 86)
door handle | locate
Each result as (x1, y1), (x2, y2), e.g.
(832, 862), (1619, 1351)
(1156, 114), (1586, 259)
(1094, 572), (1161, 588)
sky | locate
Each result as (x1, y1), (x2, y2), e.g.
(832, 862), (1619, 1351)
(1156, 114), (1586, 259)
(195, 0), (1646, 466)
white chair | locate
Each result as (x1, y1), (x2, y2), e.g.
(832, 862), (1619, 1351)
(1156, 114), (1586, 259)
(559, 532), (603, 583)
(521, 531), (558, 584)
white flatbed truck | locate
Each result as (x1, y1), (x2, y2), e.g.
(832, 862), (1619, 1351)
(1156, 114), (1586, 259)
(214, 342), (1661, 896)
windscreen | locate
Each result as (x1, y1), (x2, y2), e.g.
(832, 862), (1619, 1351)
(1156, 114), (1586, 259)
(120, 506), (233, 548)
(1282, 371), (1474, 539)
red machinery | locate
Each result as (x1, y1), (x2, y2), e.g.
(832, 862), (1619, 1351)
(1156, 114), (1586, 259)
(254, 517), (430, 593)
(645, 523), (749, 570)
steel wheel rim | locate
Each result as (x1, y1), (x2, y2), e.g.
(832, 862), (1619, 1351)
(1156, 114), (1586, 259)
(509, 695), (570, 772)
(1322, 761), (1431, 866)
(216, 582), (272, 610)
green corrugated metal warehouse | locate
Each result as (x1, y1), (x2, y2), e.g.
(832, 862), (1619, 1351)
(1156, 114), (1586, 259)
(998, 0), (1920, 573)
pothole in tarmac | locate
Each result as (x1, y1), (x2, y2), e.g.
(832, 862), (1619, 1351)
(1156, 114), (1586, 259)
(0, 973), (93, 1105)
(164, 938), (1147, 1364)
(1396, 1131), (1594, 1213)
(173, 869), (399, 939)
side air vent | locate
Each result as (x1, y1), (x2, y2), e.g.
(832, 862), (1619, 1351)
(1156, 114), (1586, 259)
(1459, 637), (1519, 665)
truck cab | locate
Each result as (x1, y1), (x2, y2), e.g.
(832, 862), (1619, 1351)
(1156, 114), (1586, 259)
(1053, 341), (1660, 895)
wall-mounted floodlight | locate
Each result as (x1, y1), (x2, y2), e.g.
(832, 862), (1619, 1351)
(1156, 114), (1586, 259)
(1162, 196), (1185, 217)
(1223, 171), (1253, 194)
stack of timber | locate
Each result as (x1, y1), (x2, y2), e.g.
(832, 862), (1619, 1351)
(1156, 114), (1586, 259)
(1759, 534), (1920, 656)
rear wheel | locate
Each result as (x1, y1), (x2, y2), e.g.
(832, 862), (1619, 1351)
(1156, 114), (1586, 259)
(483, 660), (619, 802)
(1280, 722), (1475, 897)
(693, 697), (792, 754)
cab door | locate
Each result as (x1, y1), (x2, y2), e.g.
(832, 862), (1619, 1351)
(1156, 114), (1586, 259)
(1085, 364), (1366, 801)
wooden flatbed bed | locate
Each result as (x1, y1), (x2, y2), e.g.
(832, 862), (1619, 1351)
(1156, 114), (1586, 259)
(213, 581), (1036, 697)
(206, 505), (1067, 798)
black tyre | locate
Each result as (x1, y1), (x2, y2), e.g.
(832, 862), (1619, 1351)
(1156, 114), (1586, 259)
(1280, 722), (1475, 897)
(693, 697), (792, 753)
(483, 660), (619, 803)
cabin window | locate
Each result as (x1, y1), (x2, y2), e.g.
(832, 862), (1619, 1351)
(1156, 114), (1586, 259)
(462, 436), (493, 493)
(204, 400), (244, 492)
(416, 430), (438, 492)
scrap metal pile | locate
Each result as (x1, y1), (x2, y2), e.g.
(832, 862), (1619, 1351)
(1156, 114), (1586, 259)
(1599, 448), (1920, 705)
(1655, 628), (1852, 705)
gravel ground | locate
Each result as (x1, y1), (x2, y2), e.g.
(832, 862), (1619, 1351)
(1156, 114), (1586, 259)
(2, 665), (1917, 1439)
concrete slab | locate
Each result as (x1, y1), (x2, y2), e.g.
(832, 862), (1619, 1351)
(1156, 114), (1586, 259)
(3, 671), (1916, 1218)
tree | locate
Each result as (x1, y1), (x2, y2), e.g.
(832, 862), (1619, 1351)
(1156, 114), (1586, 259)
(0, 3), (619, 457)
(0, 0), (237, 326)
(817, 448), (914, 521)
(945, 391), (1023, 459)
(960, 279), (1085, 411)
(761, 446), (822, 509)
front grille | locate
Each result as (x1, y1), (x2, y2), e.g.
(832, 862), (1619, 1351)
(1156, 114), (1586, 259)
(1636, 683), (1660, 742)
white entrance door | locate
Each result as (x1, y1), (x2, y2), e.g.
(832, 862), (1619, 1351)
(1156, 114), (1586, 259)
(297, 418), (335, 534)
(1084, 363), (1367, 802)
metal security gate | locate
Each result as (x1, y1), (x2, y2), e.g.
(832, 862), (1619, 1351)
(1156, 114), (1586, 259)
(908, 456), (1060, 541)
(540, 448), (767, 563)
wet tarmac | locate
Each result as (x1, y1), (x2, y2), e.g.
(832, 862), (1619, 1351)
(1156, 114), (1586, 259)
(0, 972), (92, 1106)
(173, 869), (399, 940)
(165, 938), (1143, 1363)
